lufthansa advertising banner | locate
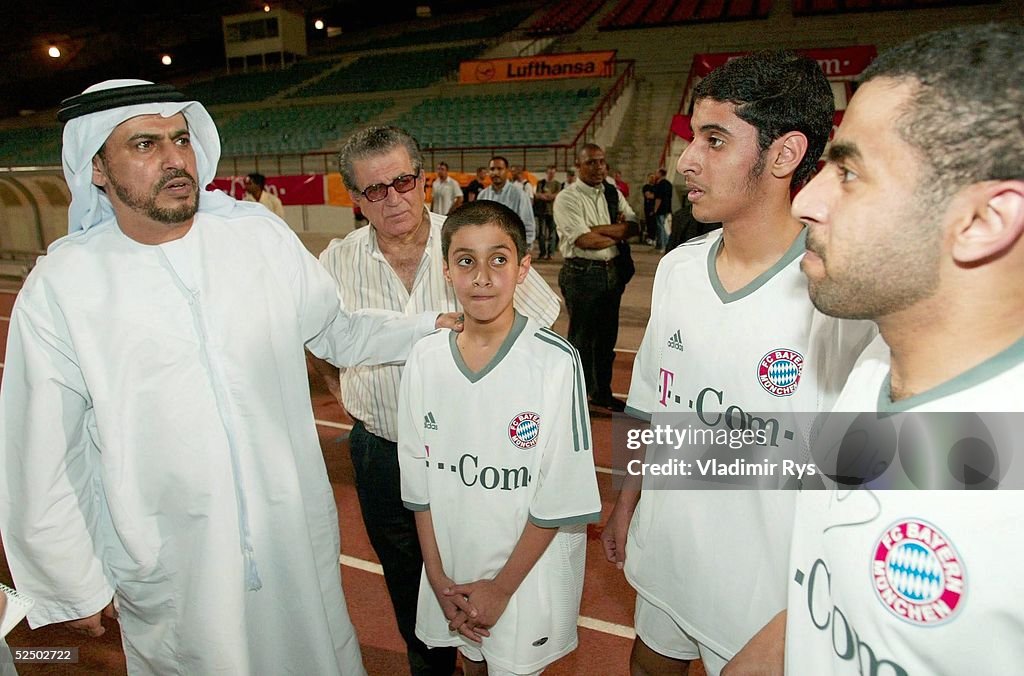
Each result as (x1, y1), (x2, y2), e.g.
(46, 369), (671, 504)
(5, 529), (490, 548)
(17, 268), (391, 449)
(459, 50), (616, 85)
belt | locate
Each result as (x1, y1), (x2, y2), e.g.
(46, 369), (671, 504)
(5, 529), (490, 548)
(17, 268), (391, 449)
(565, 257), (616, 268)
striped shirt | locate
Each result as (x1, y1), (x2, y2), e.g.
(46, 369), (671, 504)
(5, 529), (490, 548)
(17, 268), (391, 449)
(318, 210), (561, 441)
(478, 183), (536, 245)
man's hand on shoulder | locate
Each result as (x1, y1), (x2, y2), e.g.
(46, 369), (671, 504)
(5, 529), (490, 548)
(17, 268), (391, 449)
(435, 312), (465, 332)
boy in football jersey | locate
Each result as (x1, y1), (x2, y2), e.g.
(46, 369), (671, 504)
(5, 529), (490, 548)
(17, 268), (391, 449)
(398, 201), (601, 676)
(787, 23), (1024, 674)
(601, 51), (873, 675)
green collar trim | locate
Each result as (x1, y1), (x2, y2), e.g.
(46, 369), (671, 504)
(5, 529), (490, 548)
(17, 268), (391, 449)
(448, 311), (528, 383)
(878, 333), (1024, 412)
(707, 229), (807, 304)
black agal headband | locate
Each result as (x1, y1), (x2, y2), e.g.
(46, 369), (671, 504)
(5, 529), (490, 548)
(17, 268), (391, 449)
(57, 83), (187, 123)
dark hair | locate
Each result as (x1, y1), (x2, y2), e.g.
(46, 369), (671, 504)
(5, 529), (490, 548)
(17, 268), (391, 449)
(577, 143), (603, 163)
(246, 172), (266, 188)
(657, 168), (667, 177)
(860, 23), (1023, 201)
(489, 156), (509, 169)
(442, 201), (527, 262)
(337, 125), (423, 191)
(437, 161), (449, 170)
(694, 50), (834, 185)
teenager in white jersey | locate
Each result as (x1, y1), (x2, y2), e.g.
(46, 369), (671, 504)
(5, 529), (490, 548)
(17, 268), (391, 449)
(602, 52), (873, 675)
(786, 24), (1024, 675)
(399, 201), (601, 675)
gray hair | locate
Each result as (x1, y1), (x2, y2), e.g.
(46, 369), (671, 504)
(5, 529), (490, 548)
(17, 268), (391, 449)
(337, 125), (424, 191)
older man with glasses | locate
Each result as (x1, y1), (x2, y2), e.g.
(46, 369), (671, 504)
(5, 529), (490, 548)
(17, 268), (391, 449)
(311, 126), (559, 676)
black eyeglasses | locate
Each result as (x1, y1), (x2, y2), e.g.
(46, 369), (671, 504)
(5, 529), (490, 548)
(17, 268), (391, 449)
(358, 173), (419, 202)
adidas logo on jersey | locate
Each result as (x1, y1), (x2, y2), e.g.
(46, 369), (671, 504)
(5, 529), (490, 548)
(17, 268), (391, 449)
(423, 412), (438, 430)
(667, 330), (684, 351)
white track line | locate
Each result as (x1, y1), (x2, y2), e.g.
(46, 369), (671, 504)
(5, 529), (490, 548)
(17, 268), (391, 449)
(315, 420), (353, 430)
(339, 554), (384, 576)
(578, 616), (636, 639)
(0, 316), (8, 322)
(339, 554), (635, 639)
(614, 348), (637, 355)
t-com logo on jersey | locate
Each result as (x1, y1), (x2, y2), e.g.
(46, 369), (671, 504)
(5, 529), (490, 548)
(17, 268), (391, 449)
(757, 348), (804, 397)
(872, 518), (966, 626)
(508, 412), (541, 450)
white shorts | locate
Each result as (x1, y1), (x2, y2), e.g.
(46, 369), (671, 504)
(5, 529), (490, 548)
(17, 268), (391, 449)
(633, 595), (729, 676)
(459, 644), (544, 676)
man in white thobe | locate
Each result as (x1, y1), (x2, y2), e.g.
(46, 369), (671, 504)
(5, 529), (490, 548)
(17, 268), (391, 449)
(0, 79), (454, 675)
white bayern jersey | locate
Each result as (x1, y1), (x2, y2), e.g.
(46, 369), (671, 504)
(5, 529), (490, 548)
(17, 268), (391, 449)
(625, 229), (874, 659)
(787, 333), (1024, 676)
(398, 313), (602, 673)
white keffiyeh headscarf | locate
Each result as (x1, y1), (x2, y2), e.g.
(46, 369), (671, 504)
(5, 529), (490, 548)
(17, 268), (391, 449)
(60, 78), (261, 240)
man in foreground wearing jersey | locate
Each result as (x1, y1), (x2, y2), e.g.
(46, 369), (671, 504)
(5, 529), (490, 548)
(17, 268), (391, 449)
(602, 51), (872, 675)
(787, 23), (1024, 674)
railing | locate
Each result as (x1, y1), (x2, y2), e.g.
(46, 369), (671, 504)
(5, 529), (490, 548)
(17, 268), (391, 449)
(660, 65), (699, 168)
(569, 59), (636, 160)
(220, 59), (639, 176)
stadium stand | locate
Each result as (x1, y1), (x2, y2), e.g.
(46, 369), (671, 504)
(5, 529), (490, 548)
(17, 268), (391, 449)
(328, 10), (534, 52)
(289, 44), (487, 97)
(393, 88), (602, 148)
(792, 0), (991, 14)
(0, 126), (62, 167)
(215, 100), (395, 156)
(599, 0), (772, 27)
(525, 0), (605, 35)
(181, 59), (343, 106)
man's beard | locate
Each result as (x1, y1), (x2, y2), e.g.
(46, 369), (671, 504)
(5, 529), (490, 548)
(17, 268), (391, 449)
(109, 169), (199, 224)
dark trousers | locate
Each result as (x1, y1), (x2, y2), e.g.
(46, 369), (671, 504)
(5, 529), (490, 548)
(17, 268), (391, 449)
(349, 421), (457, 676)
(536, 214), (557, 257)
(559, 258), (623, 401)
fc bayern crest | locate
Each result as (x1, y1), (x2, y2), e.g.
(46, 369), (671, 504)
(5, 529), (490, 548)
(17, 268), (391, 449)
(508, 412), (541, 450)
(757, 348), (804, 397)
(871, 518), (966, 626)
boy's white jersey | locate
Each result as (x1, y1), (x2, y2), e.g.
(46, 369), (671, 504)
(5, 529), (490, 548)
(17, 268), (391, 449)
(787, 334), (1024, 676)
(399, 313), (602, 673)
(624, 229), (873, 659)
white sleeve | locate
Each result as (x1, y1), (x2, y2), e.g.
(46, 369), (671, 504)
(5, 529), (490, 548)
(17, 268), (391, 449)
(625, 259), (670, 420)
(529, 347), (601, 526)
(553, 190), (590, 246)
(0, 292), (115, 627)
(513, 268), (560, 328)
(398, 345), (430, 511)
(807, 312), (879, 412)
(516, 189), (536, 244)
(288, 228), (435, 366)
(617, 189), (638, 223)
(626, 321), (660, 421)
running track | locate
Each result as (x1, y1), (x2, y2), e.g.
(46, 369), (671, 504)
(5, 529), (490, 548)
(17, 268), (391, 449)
(0, 284), (708, 675)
